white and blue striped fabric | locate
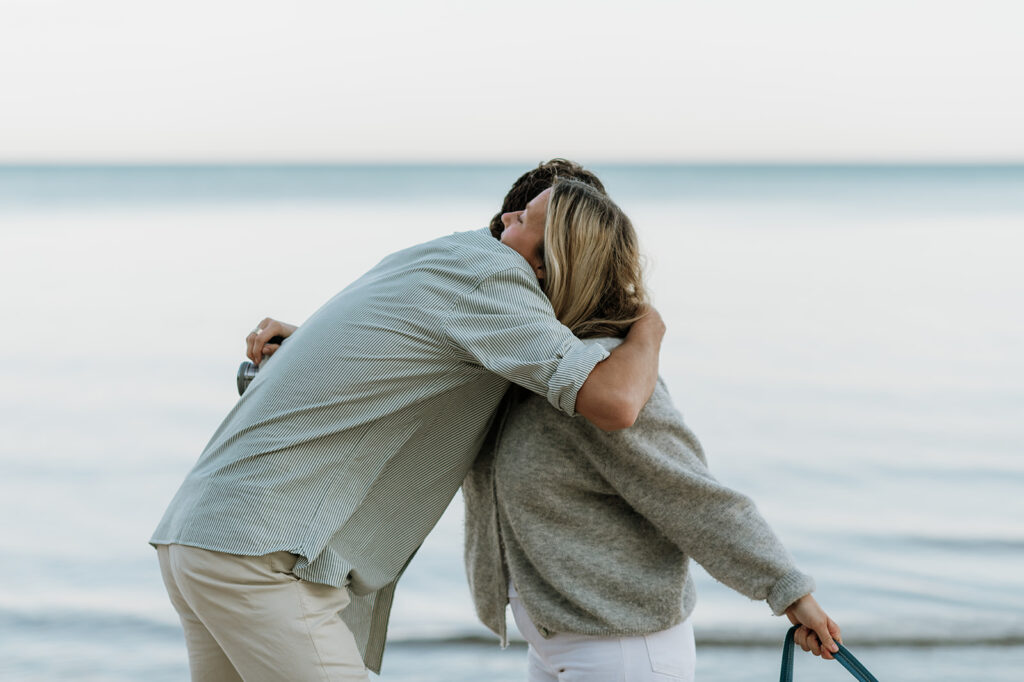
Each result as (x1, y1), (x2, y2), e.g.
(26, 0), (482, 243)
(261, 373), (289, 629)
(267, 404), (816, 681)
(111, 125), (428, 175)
(150, 228), (609, 673)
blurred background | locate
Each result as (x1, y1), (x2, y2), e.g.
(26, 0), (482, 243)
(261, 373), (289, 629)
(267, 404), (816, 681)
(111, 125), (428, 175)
(1, 1), (1022, 680)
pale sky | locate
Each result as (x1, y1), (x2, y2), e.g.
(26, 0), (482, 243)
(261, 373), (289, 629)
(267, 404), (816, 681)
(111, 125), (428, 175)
(1, 0), (1022, 162)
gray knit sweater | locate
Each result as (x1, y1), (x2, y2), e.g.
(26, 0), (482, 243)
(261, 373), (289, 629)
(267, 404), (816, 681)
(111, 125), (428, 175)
(463, 338), (815, 644)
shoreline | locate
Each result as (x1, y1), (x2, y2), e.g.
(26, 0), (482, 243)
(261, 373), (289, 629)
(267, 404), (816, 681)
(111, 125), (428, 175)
(384, 633), (1024, 649)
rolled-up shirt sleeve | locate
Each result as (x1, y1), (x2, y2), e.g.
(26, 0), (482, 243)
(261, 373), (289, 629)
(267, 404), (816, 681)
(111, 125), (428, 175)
(444, 267), (609, 416)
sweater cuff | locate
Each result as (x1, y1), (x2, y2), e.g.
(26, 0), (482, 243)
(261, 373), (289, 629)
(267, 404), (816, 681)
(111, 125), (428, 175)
(767, 569), (816, 616)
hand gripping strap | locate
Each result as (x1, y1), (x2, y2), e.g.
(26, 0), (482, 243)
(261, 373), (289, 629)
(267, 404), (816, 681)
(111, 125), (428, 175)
(779, 625), (879, 682)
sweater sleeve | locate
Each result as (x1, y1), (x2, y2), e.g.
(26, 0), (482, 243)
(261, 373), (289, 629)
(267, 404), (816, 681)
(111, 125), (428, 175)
(580, 379), (815, 615)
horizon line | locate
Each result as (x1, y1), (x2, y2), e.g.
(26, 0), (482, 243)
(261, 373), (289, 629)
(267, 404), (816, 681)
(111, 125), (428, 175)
(2, 160), (1024, 169)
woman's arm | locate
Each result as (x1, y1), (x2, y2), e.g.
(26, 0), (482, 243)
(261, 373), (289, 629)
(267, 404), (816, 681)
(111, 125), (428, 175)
(574, 307), (665, 431)
(246, 317), (297, 365)
(786, 594), (842, 660)
(577, 388), (841, 656)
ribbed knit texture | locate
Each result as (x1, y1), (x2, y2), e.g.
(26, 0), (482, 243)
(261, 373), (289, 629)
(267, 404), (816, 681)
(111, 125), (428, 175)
(150, 228), (609, 673)
(464, 338), (815, 646)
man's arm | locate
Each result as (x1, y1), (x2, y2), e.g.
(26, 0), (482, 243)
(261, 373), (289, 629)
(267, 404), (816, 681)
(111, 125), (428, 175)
(446, 267), (665, 433)
(574, 307), (665, 431)
(250, 303), (663, 433)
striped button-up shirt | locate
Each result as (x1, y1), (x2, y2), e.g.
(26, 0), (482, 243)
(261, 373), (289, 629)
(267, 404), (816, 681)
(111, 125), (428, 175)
(151, 228), (609, 673)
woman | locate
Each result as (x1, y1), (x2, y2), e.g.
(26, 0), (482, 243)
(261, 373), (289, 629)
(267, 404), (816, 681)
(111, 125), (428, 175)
(463, 181), (841, 681)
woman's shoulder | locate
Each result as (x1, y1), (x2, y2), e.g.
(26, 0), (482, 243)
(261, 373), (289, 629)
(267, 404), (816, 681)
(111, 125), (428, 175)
(583, 336), (624, 353)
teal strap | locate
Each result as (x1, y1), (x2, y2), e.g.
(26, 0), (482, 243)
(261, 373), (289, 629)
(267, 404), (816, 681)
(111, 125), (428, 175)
(780, 625), (879, 682)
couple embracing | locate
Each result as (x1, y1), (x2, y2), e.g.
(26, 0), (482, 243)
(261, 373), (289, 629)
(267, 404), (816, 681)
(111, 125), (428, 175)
(151, 159), (840, 681)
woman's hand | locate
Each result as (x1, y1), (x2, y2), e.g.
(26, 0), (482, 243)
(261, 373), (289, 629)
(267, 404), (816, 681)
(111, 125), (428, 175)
(246, 317), (297, 365)
(785, 594), (842, 661)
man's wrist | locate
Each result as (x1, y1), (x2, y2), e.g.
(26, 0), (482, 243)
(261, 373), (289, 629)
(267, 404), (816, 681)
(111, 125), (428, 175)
(627, 315), (665, 347)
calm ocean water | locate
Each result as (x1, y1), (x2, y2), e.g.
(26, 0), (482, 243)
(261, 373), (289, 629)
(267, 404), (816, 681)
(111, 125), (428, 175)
(1, 164), (1022, 680)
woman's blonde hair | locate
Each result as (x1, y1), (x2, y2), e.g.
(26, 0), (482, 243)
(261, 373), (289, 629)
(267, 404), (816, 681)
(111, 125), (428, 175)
(542, 179), (648, 338)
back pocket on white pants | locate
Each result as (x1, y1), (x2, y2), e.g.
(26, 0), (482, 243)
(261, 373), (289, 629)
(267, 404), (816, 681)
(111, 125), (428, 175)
(643, 622), (695, 680)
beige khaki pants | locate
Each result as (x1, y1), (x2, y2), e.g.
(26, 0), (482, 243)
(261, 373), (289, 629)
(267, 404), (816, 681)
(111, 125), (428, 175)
(157, 544), (370, 682)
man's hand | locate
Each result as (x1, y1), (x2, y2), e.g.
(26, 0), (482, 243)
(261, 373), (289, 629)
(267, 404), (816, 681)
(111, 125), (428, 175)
(246, 317), (297, 365)
(629, 305), (666, 342)
(785, 594), (842, 661)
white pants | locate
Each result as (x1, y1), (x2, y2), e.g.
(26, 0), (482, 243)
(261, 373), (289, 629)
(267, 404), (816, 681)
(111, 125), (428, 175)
(157, 544), (370, 682)
(509, 595), (696, 682)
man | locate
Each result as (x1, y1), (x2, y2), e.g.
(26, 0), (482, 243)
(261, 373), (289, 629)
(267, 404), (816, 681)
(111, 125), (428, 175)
(151, 159), (664, 681)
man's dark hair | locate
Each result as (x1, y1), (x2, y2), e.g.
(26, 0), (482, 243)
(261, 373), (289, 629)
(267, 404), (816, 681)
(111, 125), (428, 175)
(489, 159), (606, 238)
